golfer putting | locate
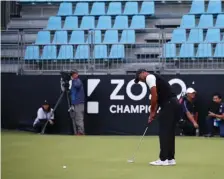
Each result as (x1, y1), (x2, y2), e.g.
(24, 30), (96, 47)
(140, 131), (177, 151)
(134, 69), (181, 166)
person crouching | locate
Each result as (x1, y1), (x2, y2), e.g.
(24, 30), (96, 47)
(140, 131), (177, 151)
(33, 100), (54, 133)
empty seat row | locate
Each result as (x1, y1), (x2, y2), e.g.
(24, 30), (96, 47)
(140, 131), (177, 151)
(181, 14), (224, 28)
(47, 15), (145, 30)
(58, 2), (154, 16)
(190, 0), (223, 14)
(25, 45), (125, 60)
(164, 43), (224, 58)
(36, 30), (135, 45)
(171, 28), (224, 43)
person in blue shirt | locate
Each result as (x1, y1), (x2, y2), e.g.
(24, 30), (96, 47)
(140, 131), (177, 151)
(69, 69), (85, 135)
(205, 93), (224, 137)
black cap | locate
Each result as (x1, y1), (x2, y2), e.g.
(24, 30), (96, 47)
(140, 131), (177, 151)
(71, 69), (78, 75)
(134, 69), (147, 83)
(43, 100), (49, 105)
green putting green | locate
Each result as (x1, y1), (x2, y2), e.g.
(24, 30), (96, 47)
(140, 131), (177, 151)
(1, 131), (224, 179)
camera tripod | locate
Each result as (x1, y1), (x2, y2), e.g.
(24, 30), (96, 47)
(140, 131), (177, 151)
(41, 89), (76, 134)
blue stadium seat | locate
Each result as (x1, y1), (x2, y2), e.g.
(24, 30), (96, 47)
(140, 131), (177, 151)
(86, 30), (101, 44)
(188, 29), (203, 43)
(103, 30), (118, 44)
(179, 44), (195, 58)
(171, 29), (186, 43)
(75, 45), (89, 59)
(215, 14), (224, 28)
(35, 31), (51, 45)
(120, 30), (135, 44)
(74, 2), (89, 15)
(52, 31), (68, 44)
(130, 15), (145, 29)
(196, 43), (212, 58)
(97, 16), (111, 29)
(113, 16), (128, 29)
(189, 0), (205, 14)
(90, 2), (105, 15)
(180, 15), (195, 28)
(109, 45), (125, 59)
(69, 31), (85, 44)
(198, 15), (213, 28)
(41, 45), (57, 60)
(205, 29), (220, 43)
(57, 3), (73, 16)
(63, 16), (78, 30)
(123, 2), (138, 15)
(163, 44), (176, 58)
(80, 16), (95, 29)
(207, 0), (221, 14)
(24, 46), (39, 60)
(46, 16), (61, 30)
(94, 45), (107, 59)
(214, 43), (224, 57)
(140, 1), (155, 15)
(107, 2), (121, 15)
(57, 45), (74, 60)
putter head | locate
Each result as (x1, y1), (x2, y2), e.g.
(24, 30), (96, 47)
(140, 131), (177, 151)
(127, 159), (134, 163)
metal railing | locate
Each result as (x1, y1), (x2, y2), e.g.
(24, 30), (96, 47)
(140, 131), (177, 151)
(1, 29), (224, 74)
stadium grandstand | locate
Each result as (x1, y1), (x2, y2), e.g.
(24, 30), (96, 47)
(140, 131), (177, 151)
(1, 0), (224, 74)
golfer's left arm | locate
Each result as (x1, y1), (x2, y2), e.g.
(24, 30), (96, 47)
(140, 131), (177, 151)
(146, 75), (158, 115)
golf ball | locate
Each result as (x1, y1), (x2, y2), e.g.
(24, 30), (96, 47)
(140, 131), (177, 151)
(63, 166), (67, 169)
(127, 159), (134, 163)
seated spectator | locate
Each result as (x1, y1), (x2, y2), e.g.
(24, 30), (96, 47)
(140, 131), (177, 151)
(33, 100), (54, 134)
(179, 88), (199, 136)
(204, 93), (224, 137)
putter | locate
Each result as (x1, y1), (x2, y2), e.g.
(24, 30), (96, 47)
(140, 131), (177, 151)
(127, 126), (148, 163)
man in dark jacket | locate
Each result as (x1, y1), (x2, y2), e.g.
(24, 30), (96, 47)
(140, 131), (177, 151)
(70, 69), (85, 135)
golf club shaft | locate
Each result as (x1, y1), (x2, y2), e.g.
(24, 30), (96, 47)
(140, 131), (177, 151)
(131, 126), (148, 161)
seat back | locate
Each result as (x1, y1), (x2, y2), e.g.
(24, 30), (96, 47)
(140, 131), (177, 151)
(91, 2), (105, 15)
(53, 31), (68, 44)
(80, 16), (95, 29)
(25, 46), (39, 60)
(120, 30), (135, 44)
(130, 15), (145, 29)
(205, 29), (220, 43)
(75, 45), (90, 59)
(94, 45), (107, 59)
(69, 31), (85, 44)
(109, 45), (125, 59)
(214, 43), (224, 57)
(189, 0), (205, 14)
(180, 15), (195, 28)
(215, 14), (224, 28)
(140, 1), (155, 15)
(57, 45), (74, 59)
(41, 45), (57, 60)
(63, 16), (78, 30)
(57, 3), (72, 16)
(74, 2), (89, 15)
(107, 2), (121, 15)
(196, 43), (212, 57)
(46, 16), (61, 30)
(97, 16), (112, 29)
(163, 44), (176, 58)
(113, 16), (128, 29)
(123, 2), (138, 15)
(103, 30), (118, 44)
(35, 31), (51, 45)
(207, 0), (221, 14)
(188, 29), (203, 43)
(86, 30), (101, 44)
(179, 44), (195, 58)
(198, 15), (213, 28)
(171, 29), (186, 43)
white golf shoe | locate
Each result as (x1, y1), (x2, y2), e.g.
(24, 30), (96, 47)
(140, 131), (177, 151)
(168, 159), (176, 166)
(149, 159), (169, 166)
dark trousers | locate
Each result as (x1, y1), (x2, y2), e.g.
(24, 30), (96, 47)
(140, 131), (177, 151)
(181, 120), (196, 136)
(157, 98), (181, 161)
(34, 120), (54, 134)
(206, 116), (215, 135)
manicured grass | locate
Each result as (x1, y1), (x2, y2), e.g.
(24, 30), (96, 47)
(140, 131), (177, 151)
(1, 131), (224, 179)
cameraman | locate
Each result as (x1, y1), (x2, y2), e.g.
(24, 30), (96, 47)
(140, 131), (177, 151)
(70, 69), (85, 135)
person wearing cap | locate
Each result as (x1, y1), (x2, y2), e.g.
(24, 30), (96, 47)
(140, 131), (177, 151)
(70, 69), (85, 135)
(181, 87), (199, 136)
(33, 100), (54, 133)
(135, 69), (180, 166)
